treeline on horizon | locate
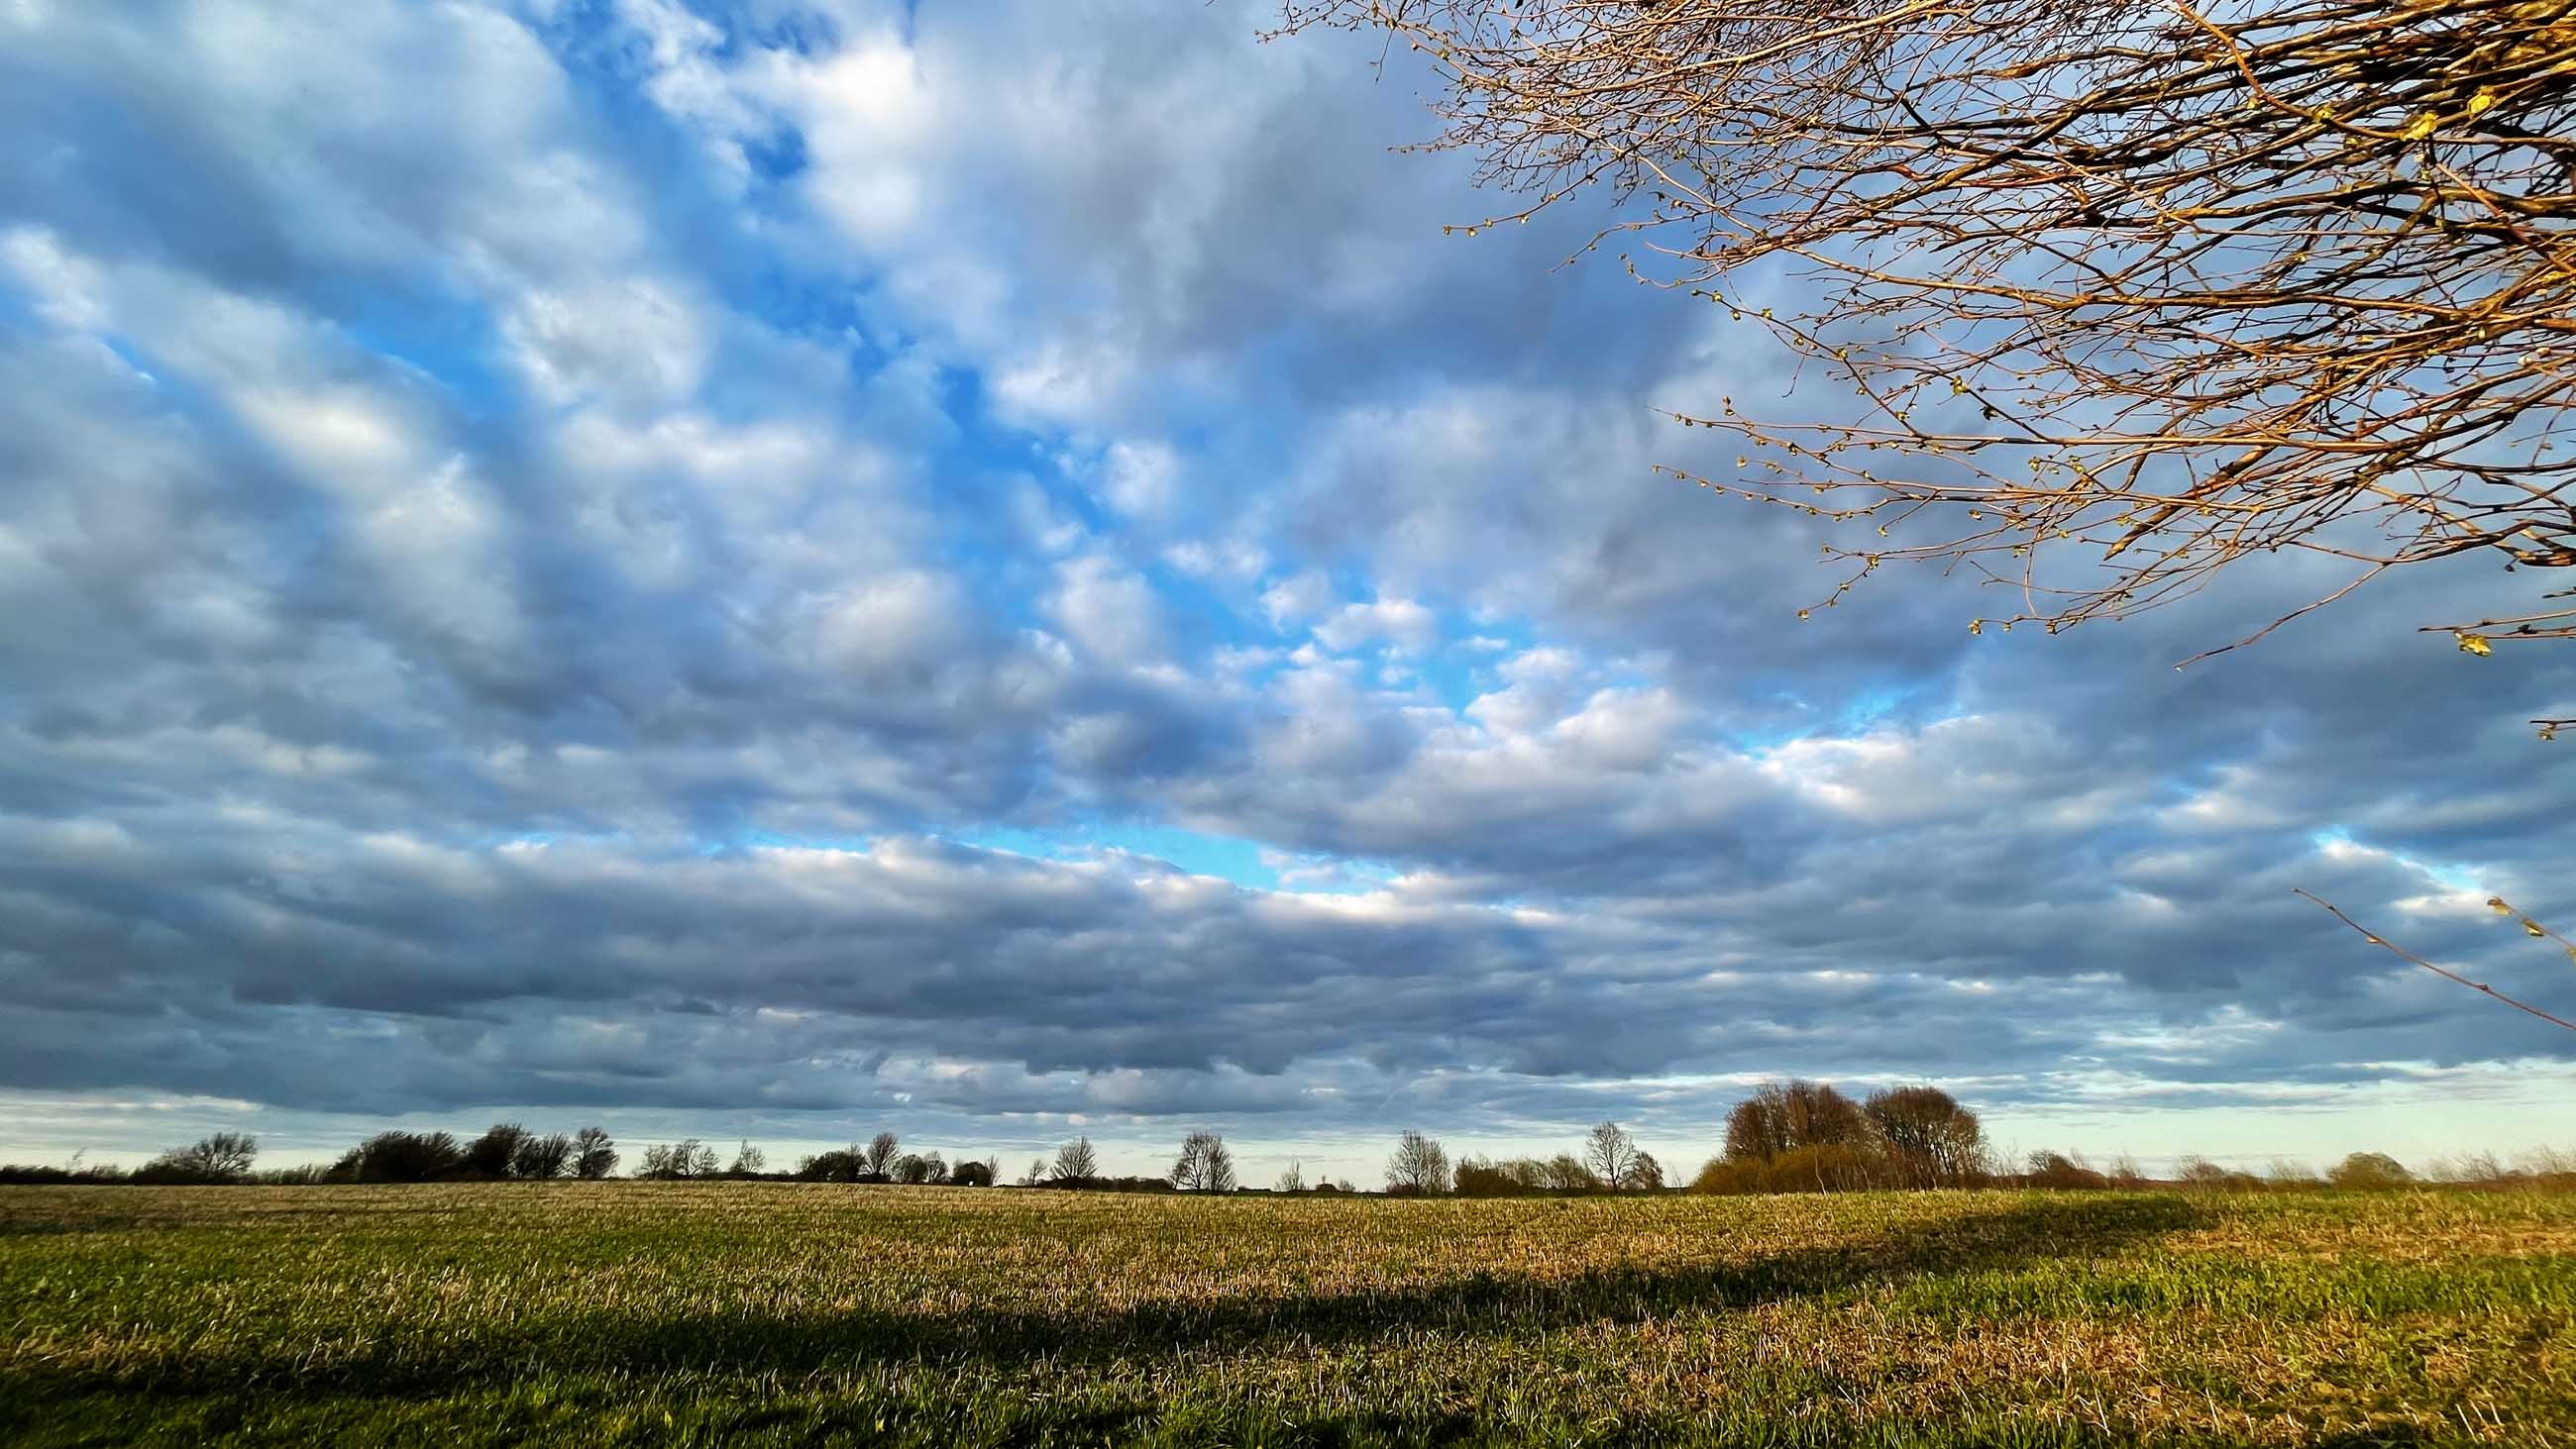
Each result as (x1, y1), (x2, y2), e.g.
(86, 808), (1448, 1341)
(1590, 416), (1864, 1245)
(6, 1080), (2572, 1193)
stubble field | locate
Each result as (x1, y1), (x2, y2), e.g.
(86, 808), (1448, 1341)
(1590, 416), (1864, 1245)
(1, 1183), (2570, 1446)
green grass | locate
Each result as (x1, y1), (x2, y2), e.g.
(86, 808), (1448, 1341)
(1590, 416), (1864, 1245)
(2, 1185), (2570, 1446)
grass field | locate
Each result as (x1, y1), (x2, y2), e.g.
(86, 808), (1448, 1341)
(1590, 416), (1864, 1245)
(2, 1184), (2571, 1446)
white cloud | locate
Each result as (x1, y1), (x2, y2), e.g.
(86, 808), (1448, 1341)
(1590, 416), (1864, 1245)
(501, 276), (709, 411)
(1045, 556), (1168, 668)
(1098, 439), (1181, 519)
(1313, 596), (1438, 655)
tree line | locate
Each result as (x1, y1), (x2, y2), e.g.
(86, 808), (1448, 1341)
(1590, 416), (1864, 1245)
(5, 1083), (2570, 1192)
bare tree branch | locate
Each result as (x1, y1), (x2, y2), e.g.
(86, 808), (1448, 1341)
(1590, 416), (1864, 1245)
(2296, 887), (2576, 1032)
(1282, 0), (2576, 720)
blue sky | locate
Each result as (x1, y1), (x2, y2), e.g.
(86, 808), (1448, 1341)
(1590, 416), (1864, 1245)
(1, 0), (2571, 1186)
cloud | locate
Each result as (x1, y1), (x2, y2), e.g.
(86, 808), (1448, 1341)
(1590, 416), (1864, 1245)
(0, 0), (2569, 1174)
(1313, 597), (1439, 655)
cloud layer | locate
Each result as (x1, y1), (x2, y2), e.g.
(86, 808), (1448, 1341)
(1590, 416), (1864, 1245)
(2, 0), (2570, 1176)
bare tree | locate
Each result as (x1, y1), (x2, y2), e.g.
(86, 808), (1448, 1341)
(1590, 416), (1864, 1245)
(1171, 1131), (1237, 1191)
(464, 1123), (532, 1179)
(1583, 1121), (1639, 1189)
(640, 1139), (720, 1180)
(862, 1131), (901, 1180)
(1386, 1130), (1451, 1194)
(1540, 1154), (1599, 1192)
(1725, 1081), (1869, 1162)
(144, 1131), (259, 1183)
(1048, 1136), (1099, 1187)
(728, 1141), (767, 1177)
(1286, 0), (2576, 732)
(1864, 1087), (1989, 1187)
(339, 1130), (463, 1183)
(1275, 1158), (1307, 1192)
(2303, 889), (2576, 1033)
(513, 1132), (575, 1180)
(572, 1127), (618, 1180)
(891, 1151), (948, 1185)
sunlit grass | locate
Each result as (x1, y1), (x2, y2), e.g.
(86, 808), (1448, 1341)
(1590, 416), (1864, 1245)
(3, 1184), (2570, 1445)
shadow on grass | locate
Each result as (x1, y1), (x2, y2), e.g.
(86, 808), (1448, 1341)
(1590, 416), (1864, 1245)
(9, 1193), (2207, 1397)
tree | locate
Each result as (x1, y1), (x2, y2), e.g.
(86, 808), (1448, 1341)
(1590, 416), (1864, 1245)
(1724, 1081), (1868, 1162)
(135, 1131), (260, 1185)
(950, 1158), (996, 1188)
(1540, 1154), (1598, 1192)
(513, 1132), (575, 1180)
(1287, 0), (2576, 731)
(1018, 1158), (1047, 1188)
(1864, 1087), (1989, 1188)
(796, 1149), (861, 1182)
(1276, 1158), (1306, 1193)
(1385, 1130), (1451, 1195)
(572, 1127), (618, 1180)
(1048, 1136), (1099, 1187)
(337, 1130), (463, 1184)
(1171, 1131), (1237, 1192)
(176, 1131), (258, 1180)
(862, 1132), (901, 1181)
(1626, 1150), (1666, 1191)
(640, 1139), (719, 1180)
(728, 1141), (767, 1177)
(1583, 1121), (1638, 1190)
(464, 1124), (532, 1180)
(894, 1151), (948, 1185)
(2328, 1151), (2416, 1189)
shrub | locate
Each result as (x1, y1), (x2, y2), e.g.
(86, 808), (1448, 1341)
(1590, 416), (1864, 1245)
(2327, 1152), (2415, 1190)
(2265, 1159), (2321, 1190)
(2023, 1152), (2110, 1190)
(1693, 1142), (1887, 1194)
(2175, 1156), (2264, 1191)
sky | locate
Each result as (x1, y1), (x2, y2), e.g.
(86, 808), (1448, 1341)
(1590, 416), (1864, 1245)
(1, 0), (2571, 1187)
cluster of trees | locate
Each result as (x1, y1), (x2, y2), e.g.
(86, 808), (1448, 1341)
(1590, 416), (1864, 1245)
(7, 1107), (2570, 1194)
(1448, 1123), (1668, 1196)
(322, 1125), (622, 1183)
(1000, 1133), (1357, 1194)
(1012, 1135), (1188, 1192)
(2017, 1148), (2576, 1193)
(789, 1133), (996, 1187)
(1694, 1082), (1989, 1194)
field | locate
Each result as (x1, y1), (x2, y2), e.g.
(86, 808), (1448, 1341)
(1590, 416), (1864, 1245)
(2, 1185), (2571, 1447)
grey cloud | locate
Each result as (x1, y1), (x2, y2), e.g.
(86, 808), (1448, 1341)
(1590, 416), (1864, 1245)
(0, 0), (2568, 1168)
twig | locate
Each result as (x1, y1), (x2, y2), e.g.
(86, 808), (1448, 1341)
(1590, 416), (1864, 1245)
(2296, 888), (2576, 1033)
